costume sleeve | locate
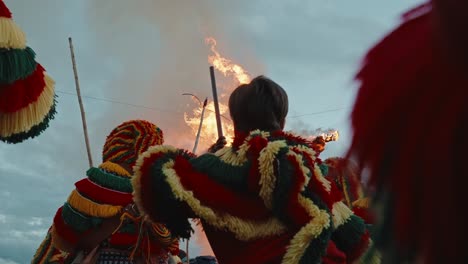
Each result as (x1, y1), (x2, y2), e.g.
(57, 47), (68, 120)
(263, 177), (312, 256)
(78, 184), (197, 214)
(269, 142), (371, 263)
(32, 227), (69, 264)
(132, 145), (197, 239)
(51, 165), (132, 251)
(431, 0), (468, 66)
(132, 144), (271, 240)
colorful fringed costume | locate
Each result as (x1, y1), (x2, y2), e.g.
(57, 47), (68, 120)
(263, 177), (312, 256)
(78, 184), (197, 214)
(32, 120), (181, 264)
(324, 158), (372, 224)
(0, 0), (56, 143)
(132, 130), (372, 264)
(348, 1), (468, 263)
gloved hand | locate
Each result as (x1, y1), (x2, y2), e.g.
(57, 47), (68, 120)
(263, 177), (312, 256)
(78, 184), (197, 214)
(208, 136), (227, 153)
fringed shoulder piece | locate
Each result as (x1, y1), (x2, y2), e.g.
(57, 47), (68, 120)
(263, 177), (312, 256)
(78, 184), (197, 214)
(349, 1), (468, 262)
(133, 131), (372, 263)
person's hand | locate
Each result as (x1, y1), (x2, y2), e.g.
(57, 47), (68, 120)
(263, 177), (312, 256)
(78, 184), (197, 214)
(208, 136), (227, 153)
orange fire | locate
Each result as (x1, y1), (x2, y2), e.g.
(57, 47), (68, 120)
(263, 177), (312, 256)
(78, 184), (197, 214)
(184, 37), (251, 152)
(206, 37), (251, 85)
(307, 129), (340, 142)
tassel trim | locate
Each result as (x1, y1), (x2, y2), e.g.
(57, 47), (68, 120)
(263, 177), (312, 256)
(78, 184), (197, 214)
(0, 73), (54, 137)
(99, 161), (132, 177)
(61, 202), (103, 232)
(87, 167), (133, 193)
(0, 64), (47, 112)
(67, 189), (123, 218)
(0, 96), (56, 143)
(0, 46), (37, 84)
(75, 178), (133, 206)
(0, 17), (26, 49)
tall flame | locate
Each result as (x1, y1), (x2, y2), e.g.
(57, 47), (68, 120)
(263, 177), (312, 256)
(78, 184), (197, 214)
(306, 129), (340, 142)
(206, 37), (251, 85)
(184, 37), (251, 152)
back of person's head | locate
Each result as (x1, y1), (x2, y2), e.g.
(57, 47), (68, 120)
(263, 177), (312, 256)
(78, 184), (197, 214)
(229, 76), (288, 133)
(102, 120), (163, 169)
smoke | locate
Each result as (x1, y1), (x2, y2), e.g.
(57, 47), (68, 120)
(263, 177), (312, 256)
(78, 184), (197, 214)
(84, 0), (264, 256)
(84, 0), (263, 151)
(287, 119), (337, 139)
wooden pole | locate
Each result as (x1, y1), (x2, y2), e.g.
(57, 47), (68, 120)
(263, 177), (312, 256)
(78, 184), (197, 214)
(68, 37), (93, 168)
(186, 238), (190, 264)
(209, 66), (223, 139)
(193, 98), (208, 154)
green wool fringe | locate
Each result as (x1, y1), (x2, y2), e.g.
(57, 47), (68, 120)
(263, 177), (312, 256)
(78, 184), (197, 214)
(319, 163), (329, 176)
(0, 96), (57, 144)
(0, 47), (37, 84)
(62, 202), (103, 232)
(86, 167), (133, 193)
(271, 148), (296, 225)
(331, 215), (366, 252)
(149, 154), (193, 239)
(190, 153), (251, 192)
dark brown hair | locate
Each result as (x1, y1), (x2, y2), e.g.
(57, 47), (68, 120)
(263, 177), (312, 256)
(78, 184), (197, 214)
(229, 76), (288, 132)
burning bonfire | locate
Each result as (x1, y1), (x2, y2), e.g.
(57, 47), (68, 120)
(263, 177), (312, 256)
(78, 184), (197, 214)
(184, 37), (251, 150)
(184, 37), (339, 152)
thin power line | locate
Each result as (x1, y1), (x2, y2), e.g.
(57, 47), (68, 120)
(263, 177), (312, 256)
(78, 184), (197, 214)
(56, 90), (183, 114)
(56, 90), (349, 120)
(289, 107), (352, 118)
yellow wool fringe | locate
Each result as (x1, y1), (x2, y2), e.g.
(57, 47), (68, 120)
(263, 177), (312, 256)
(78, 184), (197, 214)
(352, 197), (370, 209)
(290, 150), (312, 190)
(0, 17), (26, 49)
(216, 147), (247, 166)
(292, 144), (332, 192)
(282, 196), (331, 264)
(67, 190), (122, 218)
(332, 201), (354, 229)
(99, 161), (131, 177)
(162, 160), (288, 241)
(258, 140), (288, 209)
(0, 74), (55, 137)
(133, 145), (287, 241)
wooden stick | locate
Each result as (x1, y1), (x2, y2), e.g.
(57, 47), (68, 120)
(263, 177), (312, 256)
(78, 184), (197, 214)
(69, 37), (93, 168)
(186, 238), (190, 264)
(193, 98), (208, 154)
(209, 66), (223, 139)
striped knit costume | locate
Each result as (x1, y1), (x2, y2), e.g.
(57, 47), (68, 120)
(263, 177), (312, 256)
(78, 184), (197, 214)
(32, 120), (180, 264)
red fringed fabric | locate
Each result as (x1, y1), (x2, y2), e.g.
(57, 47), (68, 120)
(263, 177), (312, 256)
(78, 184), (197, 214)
(322, 241), (346, 264)
(138, 152), (166, 222)
(349, 2), (468, 262)
(52, 207), (80, 245)
(0, 64), (45, 112)
(247, 136), (268, 193)
(173, 156), (271, 220)
(75, 179), (133, 206)
(108, 232), (138, 246)
(347, 231), (370, 263)
(352, 207), (374, 225)
(0, 0), (12, 18)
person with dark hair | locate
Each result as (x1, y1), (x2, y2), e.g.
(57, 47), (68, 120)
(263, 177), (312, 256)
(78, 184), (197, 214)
(348, 1), (468, 263)
(32, 120), (181, 264)
(131, 76), (373, 263)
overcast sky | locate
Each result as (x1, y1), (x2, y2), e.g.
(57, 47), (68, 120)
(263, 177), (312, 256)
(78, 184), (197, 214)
(0, 0), (422, 263)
